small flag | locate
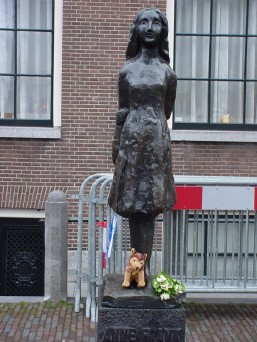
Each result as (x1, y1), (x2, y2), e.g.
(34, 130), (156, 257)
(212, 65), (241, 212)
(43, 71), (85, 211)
(98, 221), (107, 269)
(106, 214), (117, 258)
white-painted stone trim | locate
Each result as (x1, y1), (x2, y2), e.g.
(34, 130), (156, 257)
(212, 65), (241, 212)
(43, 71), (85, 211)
(0, 126), (61, 139)
(174, 175), (257, 185)
(0, 209), (45, 218)
(53, 0), (63, 128)
(171, 129), (257, 142)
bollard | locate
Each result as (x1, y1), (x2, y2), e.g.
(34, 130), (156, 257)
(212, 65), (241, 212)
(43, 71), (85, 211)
(45, 190), (68, 301)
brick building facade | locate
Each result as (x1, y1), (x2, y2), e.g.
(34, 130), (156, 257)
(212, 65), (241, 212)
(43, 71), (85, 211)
(1, 0), (257, 249)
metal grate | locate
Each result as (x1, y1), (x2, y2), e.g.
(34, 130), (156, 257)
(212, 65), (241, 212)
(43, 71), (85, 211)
(0, 219), (45, 296)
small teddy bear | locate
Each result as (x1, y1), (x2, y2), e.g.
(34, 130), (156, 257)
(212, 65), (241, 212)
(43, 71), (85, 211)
(122, 248), (147, 288)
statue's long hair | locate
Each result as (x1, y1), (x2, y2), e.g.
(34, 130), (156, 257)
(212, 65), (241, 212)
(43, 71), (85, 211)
(126, 8), (170, 64)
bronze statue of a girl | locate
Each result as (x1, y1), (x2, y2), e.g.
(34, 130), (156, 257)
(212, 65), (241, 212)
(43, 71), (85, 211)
(108, 8), (177, 274)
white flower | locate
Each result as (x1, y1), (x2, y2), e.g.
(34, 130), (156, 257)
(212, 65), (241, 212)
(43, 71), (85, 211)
(175, 284), (184, 294)
(156, 274), (166, 282)
(160, 293), (170, 300)
(152, 272), (185, 300)
(160, 281), (170, 291)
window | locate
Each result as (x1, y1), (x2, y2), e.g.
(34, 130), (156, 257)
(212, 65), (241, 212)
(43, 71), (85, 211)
(173, 0), (257, 131)
(0, 0), (54, 127)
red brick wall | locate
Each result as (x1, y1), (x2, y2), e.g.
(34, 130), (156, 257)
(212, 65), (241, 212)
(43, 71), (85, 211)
(1, 0), (257, 249)
(171, 142), (257, 176)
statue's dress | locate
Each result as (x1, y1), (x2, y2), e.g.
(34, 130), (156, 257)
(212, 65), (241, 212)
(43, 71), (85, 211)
(108, 61), (176, 218)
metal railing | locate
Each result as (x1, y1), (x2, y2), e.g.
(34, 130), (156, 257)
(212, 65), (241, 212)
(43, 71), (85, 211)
(74, 174), (257, 321)
(163, 209), (257, 291)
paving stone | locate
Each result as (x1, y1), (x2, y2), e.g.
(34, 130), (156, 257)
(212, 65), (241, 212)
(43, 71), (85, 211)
(0, 301), (257, 341)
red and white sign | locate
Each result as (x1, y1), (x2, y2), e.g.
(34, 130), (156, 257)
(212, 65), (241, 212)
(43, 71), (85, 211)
(173, 186), (257, 210)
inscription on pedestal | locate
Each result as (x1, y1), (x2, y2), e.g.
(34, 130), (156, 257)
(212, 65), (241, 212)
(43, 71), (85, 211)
(100, 327), (182, 342)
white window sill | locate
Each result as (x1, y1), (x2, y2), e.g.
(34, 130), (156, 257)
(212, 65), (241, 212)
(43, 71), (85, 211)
(0, 209), (45, 218)
(0, 126), (61, 139)
(170, 130), (257, 142)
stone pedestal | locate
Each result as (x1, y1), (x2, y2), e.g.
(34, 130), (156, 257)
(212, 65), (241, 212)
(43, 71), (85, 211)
(97, 274), (186, 342)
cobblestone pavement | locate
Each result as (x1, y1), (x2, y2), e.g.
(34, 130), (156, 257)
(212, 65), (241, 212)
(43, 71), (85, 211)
(0, 301), (257, 341)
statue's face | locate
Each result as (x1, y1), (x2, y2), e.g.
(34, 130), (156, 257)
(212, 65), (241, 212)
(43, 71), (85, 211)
(138, 10), (162, 47)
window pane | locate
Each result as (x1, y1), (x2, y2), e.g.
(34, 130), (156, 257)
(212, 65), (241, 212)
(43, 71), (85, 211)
(176, 37), (209, 78)
(0, 77), (14, 119)
(17, 0), (52, 29)
(211, 38), (245, 79)
(17, 77), (51, 120)
(176, 0), (211, 34)
(17, 32), (52, 74)
(245, 83), (257, 124)
(248, 0), (257, 35)
(247, 38), (257, 80)
(0, 31), (15, 73)
(212, 0), (246, 35)
(0, 0), (15, 28)
(175, 81), (208, 123)
(210, 82), (243, 123)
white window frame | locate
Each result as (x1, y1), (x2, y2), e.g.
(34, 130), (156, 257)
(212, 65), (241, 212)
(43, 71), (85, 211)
(167, 0), (257, 142)
(0, 0), (62, 139)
